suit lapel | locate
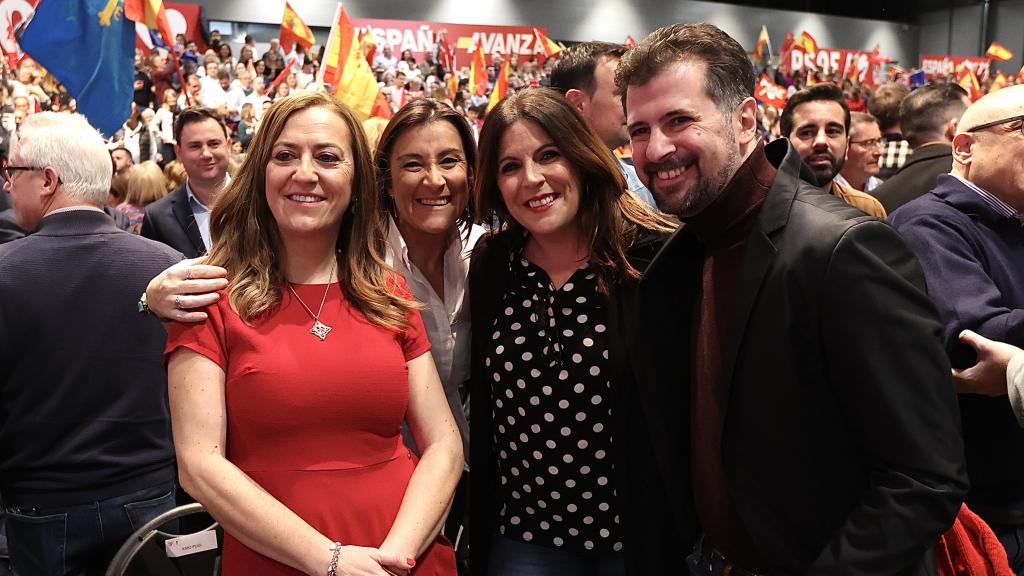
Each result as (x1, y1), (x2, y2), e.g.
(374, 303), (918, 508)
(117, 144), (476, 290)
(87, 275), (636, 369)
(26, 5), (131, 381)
(171, 184), (206, 256)
(719, 140), (802, 426)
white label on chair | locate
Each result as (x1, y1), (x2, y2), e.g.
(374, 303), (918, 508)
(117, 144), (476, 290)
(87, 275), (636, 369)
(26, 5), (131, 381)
(164, 530), (218, 558)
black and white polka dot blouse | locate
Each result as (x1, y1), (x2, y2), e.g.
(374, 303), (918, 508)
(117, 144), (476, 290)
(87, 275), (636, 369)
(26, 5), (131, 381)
(485, 254), (622, 552)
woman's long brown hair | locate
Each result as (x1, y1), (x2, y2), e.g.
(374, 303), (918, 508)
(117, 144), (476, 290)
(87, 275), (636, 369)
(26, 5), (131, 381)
(206, 92), (417, 328)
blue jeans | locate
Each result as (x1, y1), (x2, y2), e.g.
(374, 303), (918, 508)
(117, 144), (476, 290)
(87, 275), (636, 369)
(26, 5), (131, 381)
(992, 522), (1024, 575)
(5, 483), (176, 576)
(487, 533), (626, 576)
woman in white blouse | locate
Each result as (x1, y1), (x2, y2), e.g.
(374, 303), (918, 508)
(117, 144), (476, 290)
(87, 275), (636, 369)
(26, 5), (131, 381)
(373, 98), (483, 460)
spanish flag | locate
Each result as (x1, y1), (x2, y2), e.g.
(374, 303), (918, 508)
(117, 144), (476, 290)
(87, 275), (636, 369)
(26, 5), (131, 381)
(469, 42), (488, 96)
(487, 59), (509, 113)
(280, 1), (315, 51)
(956, 65), (982, 102)
(124, 0), (173, 47)
(533, 28), (563, 58)
(319, 4), (383, 119)
(359, 27), (377, 67)
(754, 26), (771, 61)
(986, 41), (1013, 62)
(991, 71), (1009, 92)
(794, 31), (818, 54)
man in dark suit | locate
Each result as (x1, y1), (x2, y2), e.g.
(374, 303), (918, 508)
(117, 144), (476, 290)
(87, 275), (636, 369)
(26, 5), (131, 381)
(873, 82), (971, 213)
(617, 23), (966, 575)
(141, 107), (229, 258)
(891, 85), (1024, 573)
(0, 112), (181, 573)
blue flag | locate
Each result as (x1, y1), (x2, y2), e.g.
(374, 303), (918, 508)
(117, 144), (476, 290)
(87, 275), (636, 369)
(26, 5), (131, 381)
(909, 70), (927, 88)
(19, 0), (135, 136)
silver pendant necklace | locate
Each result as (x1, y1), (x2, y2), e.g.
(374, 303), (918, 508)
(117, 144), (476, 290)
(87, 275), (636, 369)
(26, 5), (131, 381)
(287, 261), (336, 341)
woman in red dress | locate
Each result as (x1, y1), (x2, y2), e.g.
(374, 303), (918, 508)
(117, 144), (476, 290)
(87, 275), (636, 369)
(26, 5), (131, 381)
(165, 92), (462, 576)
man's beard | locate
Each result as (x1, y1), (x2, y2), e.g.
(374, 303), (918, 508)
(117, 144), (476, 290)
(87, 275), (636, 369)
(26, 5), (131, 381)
(806, 153), (845, 187)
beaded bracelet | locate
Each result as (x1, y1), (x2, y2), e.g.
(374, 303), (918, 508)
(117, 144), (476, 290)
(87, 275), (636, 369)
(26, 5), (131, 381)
(327, 541), (342, 576)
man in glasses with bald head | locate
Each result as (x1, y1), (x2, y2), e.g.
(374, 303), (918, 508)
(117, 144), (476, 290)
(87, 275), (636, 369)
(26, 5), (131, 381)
(891, 84), (1024, 573)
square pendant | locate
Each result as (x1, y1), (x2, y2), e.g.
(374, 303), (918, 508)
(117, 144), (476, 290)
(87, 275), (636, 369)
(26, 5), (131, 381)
(310, 320), (332, 341)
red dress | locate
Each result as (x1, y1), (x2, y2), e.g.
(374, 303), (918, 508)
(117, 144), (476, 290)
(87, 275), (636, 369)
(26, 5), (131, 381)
(165, 280), (456, 575)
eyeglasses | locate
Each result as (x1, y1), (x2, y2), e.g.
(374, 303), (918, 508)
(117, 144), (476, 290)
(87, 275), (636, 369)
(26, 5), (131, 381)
(965, 114), (1024, 136)
(850, 138), (884, 149)
(1, 158), (43, 182)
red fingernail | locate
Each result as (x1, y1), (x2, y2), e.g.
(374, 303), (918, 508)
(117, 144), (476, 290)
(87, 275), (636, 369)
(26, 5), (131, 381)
(406, 557), (416, 567)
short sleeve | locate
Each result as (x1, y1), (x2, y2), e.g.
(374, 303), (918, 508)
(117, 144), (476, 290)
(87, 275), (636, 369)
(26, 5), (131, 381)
(389, 273), (432, 361)
(164, 291), (229, 369)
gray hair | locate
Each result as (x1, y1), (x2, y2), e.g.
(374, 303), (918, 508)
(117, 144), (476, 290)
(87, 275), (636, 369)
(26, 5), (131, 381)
(17, 112), (112, 205)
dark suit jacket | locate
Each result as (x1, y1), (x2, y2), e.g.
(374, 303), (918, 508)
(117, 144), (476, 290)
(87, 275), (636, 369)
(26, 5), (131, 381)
(140, 182), (206, 258)
(0, 208), (24, 245)
(468, 228), (668, 573)
(873, 143), (953, 214)
(627, 139), (967, 575)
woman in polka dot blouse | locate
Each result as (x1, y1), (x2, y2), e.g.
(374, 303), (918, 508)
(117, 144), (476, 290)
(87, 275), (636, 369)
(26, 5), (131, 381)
(467, 88), (677, 575)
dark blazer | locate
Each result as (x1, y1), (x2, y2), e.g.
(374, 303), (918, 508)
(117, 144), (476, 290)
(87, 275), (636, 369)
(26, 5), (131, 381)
(468, 227), (668, 573)
(627, 139), (967, 575)
(140, 182), (206, 258)
(0, 208), (24, 245)
(873, 143), (953, 214)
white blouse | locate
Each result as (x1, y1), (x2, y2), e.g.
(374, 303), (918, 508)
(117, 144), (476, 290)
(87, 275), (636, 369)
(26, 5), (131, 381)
(386, 218), (484, 459)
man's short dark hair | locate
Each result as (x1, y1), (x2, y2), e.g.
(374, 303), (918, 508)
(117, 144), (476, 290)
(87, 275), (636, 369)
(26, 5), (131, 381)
(173, 107), (228, 144)
(615, 23), (755, 113)
(868, 82), (910, 132)
(899, 82), (970, 149)
(549, 41), (626, 95)
(780, 83), (850, 137)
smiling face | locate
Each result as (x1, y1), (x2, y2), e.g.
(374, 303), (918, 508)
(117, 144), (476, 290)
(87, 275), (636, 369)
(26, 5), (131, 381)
(626, 60), (746, 218)
(388, 120), (469, 240)
(496, 119), (582, 243)
(787, 99), (849, 187)
(174, 117), (228, 189)
(265, 106), (354, 245)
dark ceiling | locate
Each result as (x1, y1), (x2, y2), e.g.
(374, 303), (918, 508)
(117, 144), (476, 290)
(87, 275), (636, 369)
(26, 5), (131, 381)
(709, 0), (981, 23)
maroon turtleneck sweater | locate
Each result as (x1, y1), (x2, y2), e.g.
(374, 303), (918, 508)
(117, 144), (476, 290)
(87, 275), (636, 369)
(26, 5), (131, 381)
(681, 141), (776, 568)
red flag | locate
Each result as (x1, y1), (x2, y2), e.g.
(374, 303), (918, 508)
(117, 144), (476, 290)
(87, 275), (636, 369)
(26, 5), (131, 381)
(370, 91), (393, 120)
(279, 1), (315, 51)
(754, 74), (787, 109)
(753, 26), (771, 61)
(778, 31), (796, 74)
(124, 0), (174, 47)
(437, 30), (456, 73)
(533, 28), (563, 58)
(793, 31), (818, 54)
(469, 42), (487, 96)
(986, 41), (1014, 62)
(318, 5), (354, 87)
(487, 59), (509, 113)
(956, 65), (983, 101)
(359, 27), (376, 67)
(270, 65), (290, 92)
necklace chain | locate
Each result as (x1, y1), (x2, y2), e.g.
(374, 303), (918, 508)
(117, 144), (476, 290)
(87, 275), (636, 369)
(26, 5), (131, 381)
(287, 260), (336, 341)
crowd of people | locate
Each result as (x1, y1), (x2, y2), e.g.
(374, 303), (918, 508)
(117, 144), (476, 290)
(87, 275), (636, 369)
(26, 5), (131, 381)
(2, 17), (1024, 576)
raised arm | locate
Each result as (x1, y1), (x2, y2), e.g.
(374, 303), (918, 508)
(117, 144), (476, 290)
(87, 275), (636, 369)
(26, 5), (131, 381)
(379, 351), (463, 561)
(168, 348), (407, 576)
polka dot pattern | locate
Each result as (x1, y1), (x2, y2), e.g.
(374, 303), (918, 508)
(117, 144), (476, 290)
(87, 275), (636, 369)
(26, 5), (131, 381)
(486, 257), (621, 551)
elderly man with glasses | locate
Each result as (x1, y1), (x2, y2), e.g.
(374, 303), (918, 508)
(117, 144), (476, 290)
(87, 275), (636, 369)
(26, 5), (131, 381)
(0, 112), (182, 574)
(836, 112), (884, 193)
(891, 84), (1024, 574)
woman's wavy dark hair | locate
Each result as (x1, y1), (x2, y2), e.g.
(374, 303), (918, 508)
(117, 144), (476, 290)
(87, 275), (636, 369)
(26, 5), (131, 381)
(475, 88), (676, 295)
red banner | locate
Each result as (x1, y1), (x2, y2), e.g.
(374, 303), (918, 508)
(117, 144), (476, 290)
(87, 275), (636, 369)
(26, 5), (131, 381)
(754, 74), (787, 109)
(785, 47), (880, 85)
(919, 54), (991, 79)
(353, 18), (551, 67)
(135, 3), (206, 52)
(0, 0), (38, 65)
